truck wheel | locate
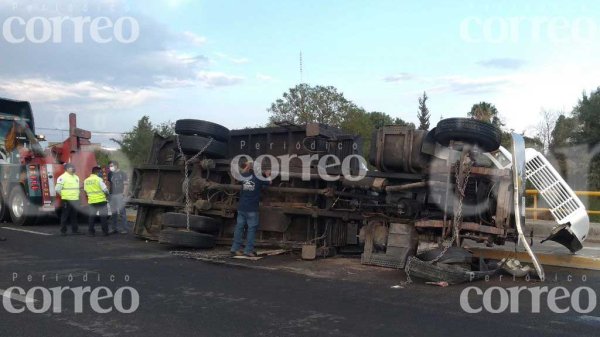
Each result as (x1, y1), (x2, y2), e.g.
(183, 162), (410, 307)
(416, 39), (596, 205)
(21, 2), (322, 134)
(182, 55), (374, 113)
(175, 119), (230, 142)
(177, 135), (228, 158)
(162, 212), (220, 234)
(158, 228), (216, 249)
(8, 186), (37, 226)
(434, 118), (501, 152)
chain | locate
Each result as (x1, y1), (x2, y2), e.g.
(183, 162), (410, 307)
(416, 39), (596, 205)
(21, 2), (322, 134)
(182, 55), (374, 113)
(430, 157), (472, 263)
(400, 150), (473, 286)
(176, 135), (214, 231)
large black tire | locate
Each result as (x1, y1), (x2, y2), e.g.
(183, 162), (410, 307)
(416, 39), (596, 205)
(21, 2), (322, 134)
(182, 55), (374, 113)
(434, 118), (501, 152)
(162, 212), (221, 234)
(8, 186), (38, 226)
(158, 228), (216, 249)
(175, 119), (230, 142)
(177, 135), (228, 158)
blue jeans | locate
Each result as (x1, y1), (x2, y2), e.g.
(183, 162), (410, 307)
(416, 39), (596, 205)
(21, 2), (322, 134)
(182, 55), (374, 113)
(231, 211), (259, 254)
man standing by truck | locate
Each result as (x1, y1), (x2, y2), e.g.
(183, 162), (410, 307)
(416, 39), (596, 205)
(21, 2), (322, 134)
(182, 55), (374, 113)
(56, 163), (81, 235)
(230, 160), (271, 257)
(108, 161), (129, 234)
(84, 166), (110, 236)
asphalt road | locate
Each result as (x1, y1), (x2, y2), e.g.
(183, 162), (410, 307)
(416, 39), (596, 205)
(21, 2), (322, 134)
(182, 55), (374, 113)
(1, 222), (600, 337)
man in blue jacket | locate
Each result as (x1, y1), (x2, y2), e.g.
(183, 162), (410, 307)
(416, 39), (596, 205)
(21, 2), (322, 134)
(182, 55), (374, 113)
(230, 160), (271, 257)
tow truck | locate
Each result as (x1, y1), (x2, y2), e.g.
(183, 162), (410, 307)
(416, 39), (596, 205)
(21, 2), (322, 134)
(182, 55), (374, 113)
(0, 97), (98, 225)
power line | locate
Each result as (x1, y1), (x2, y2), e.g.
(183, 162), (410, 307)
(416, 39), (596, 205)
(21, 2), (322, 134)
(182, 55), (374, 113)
(36, 127), (125, 136)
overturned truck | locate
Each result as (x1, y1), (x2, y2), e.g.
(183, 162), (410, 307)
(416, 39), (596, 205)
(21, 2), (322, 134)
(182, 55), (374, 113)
(130, 118), (589, 276)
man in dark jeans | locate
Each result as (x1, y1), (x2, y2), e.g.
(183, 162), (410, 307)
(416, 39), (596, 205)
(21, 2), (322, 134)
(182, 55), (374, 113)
(84, 166), (110, 236)
(56, 163), (82, 235)
(108, 160), (129, 234)
(230, 160), (271, 257)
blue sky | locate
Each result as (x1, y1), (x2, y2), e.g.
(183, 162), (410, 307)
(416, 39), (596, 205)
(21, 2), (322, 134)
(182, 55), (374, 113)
(1, 0), (600, 146)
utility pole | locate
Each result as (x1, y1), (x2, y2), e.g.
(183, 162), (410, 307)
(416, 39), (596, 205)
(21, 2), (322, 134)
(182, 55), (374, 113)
(299, 51), (303, 83)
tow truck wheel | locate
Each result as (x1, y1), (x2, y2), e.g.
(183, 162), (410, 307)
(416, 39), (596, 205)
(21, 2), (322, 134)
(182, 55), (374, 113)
(434, 118), (501, 152)
(8, 186), (37, 226)
(158, 228), (216, 249)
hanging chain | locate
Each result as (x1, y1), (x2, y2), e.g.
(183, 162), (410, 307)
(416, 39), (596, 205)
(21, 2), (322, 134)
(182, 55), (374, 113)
(402, 151), (473, 285)
(430, 155), (472, 264)
(176, 135), (214, 231)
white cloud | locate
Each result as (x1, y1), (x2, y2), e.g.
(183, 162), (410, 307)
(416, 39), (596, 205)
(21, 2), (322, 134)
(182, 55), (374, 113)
(196, 71), (244, 88)
(431, 75), (512, 95)
(0, 78), (159, 108)
(383, 73), (414, 82)
(214, 52), (250, 64)
(256, 73), (274, 82)
(477, 58), (528, 70)
(183, 31), (208, 47)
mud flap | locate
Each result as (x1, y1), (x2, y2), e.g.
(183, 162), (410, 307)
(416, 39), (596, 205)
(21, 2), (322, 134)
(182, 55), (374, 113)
(541, 224), (584, 253)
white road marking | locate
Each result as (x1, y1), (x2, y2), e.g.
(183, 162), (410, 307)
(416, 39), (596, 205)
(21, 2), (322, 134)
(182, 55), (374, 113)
(0, 227), (52, 236)
(0, 288), (36, 304)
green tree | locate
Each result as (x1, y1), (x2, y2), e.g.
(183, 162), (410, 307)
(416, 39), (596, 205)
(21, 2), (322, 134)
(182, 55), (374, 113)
(112, 116), (174, 166)
(417, 91), (430, 130)
(366, 111), (408, 129)
(550, 114), (577, 149)
(368, 111), (393, 129)
(572, 88), (600, 145)
(568, 88), (600, 190)
(469, 101), (503, 128)
(268, 84), (411, 155)
(94, 149), (111, 166)
(268, 84), (356, 127)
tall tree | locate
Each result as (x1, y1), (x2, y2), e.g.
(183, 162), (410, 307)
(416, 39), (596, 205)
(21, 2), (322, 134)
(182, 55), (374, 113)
(341, 110), (408, 155)
(572, 88), (600, 145)
(417, 91), (430, 130)
(367, 111), (407, 129)
(550, 114), (577, 149)
(468, 101), (503, 127)
(536, 109), (560, 154)
(112, 116), (174, 166)
(268, 84), (356, 127)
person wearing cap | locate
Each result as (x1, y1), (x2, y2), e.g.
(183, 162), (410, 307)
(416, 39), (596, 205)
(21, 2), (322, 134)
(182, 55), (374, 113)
(230, 160), (271, 257)
(107, 160), (129, 234)
(84, 166), (110, 236)
(56, 163), (81, 235)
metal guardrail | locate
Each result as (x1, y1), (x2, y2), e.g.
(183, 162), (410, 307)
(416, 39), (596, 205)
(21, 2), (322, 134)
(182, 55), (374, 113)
(526, 189), (600, 219)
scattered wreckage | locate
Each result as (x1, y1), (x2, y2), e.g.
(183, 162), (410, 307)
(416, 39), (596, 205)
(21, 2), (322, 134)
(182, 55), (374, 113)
(129, 117), (589, 284)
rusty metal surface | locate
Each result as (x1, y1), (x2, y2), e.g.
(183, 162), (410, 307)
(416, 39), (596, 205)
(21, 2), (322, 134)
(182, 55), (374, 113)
(131, 120), (520, 261)
(369, 126), (430, 173)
